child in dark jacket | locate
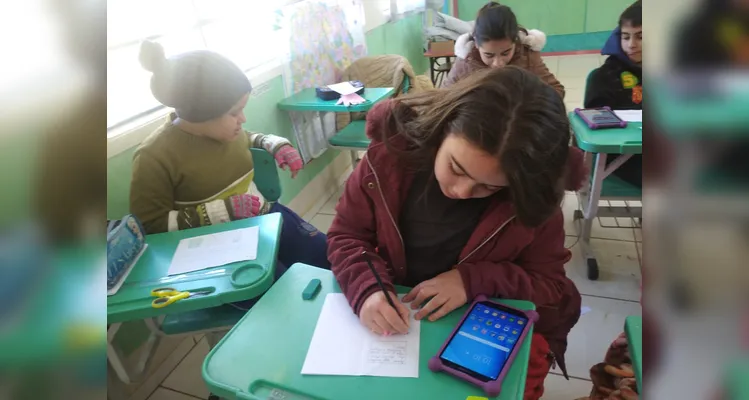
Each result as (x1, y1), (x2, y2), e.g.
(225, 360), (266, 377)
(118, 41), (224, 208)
(584, 1), (642, 189)
(327, 67), (584, 399)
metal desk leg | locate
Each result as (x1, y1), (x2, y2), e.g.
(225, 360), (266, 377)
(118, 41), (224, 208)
(575, 153), (634, 280)
(106, 319), (164, 385)
(106, 323), (131, 385)
(579, 154), (607, 280)
(429, 57), (437, 86)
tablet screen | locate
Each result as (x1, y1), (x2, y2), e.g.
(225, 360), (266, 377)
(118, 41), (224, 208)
(578, 109), (622, 124)
(439, 302), (529, 381)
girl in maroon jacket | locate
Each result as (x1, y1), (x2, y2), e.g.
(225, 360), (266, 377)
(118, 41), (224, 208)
(327, 66), (584, 399)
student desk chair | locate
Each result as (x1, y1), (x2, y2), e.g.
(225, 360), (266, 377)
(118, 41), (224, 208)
(107, 148), (283, 384)
(571, 71), (643, 280)
(278, 87), (396, 167)
(203, 263), (535, 400)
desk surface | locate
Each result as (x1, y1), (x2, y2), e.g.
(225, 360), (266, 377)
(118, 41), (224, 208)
(624, 316), (642, 395)
(424, 50), (455, 58)
(107, 213), (282, 324)
(203, 263), (534, 400)
(278, 88), (395, 112)
(569, 112), (642, 154)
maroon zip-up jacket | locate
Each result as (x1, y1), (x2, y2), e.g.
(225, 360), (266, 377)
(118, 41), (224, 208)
(327, 100), (585, 378)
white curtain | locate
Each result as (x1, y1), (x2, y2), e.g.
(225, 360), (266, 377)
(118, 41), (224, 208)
(281, 0), (368, 163)
(391, 0), (425, 19)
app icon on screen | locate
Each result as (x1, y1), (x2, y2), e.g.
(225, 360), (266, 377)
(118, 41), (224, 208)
(518, 320), (524, 325)
(509, 318), (515, 322)
(507, 338), (516, 344)
(498, 335), (505, 341)
(469, 315), (476, 320)
(489, 332), (497, 338)
(495, 323), (501, 328)
(472, 325), (480, 331)
(500, 315), (506, 319)
(492, 312), (498, 317)
(503, 326), (510, 332)
(486, 321), (493, 326)
(478, 317), (484, 322)
(481, 329), (488, 335)
(512, 330), (518, 335)
(484, 310), (490, 314)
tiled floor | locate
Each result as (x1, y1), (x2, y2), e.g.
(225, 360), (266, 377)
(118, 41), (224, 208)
(113, 54), (641, 400)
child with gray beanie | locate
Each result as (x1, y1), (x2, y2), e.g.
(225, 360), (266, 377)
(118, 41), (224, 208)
(130, 41), (330, 270)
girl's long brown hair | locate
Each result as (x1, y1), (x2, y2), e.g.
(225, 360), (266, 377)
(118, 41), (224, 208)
(381, 66), (571, 227)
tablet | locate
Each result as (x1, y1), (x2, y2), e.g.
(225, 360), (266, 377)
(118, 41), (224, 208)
(428, 295), (539, 397)
(574, 106), (627, 129)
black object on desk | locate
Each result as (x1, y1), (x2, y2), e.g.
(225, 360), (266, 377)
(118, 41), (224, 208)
(315, 81), (365, 100)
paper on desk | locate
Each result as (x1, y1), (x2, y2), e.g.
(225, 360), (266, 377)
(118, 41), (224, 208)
(167, 226), (259, 276)
(613, 110), (642, 122)
(327, 81), (360, 95)
(302, 293), (421, 378)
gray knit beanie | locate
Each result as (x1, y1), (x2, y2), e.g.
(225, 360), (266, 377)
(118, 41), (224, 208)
(139, 41), (252, 122)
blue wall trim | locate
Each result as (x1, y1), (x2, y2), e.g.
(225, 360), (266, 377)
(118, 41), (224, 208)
(544, 31), (611, 53)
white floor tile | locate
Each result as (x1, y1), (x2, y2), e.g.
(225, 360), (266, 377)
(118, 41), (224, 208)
(565, 87), (585, 106)
(563, 296), (641, 380)
(148, 388), (203, 400)
(542, 56), (560, 75)
(566, 239), (641, 301)
(541, 374), (593, 400)
(562, 195), (637, 242)
(310, 213), (336, 234)
(129, 336), (198, 400)
(317, 184), (345, 215)
(558, 54), (600, 81)
(162, 338), (211, 400)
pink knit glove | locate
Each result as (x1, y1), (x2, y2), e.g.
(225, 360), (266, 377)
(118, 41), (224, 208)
(228, 194), (260, 219)
(274, 145), (303, 178)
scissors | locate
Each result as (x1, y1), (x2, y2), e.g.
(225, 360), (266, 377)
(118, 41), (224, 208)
(150, 287), (212, 308)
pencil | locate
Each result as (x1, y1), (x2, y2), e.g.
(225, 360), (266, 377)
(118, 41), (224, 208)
(361, 251), (398, 311)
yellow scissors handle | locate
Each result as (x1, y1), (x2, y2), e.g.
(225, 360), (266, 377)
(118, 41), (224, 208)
(151, 287), (180, 297)
(152, 291), (190, 308)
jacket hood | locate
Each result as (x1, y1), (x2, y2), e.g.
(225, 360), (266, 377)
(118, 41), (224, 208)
(602, 26), (640, 69)
(454, 29), (547, 59)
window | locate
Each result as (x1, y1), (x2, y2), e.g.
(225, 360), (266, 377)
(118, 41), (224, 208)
(391, 0), (424, 17)
(107, 0), (291, 132)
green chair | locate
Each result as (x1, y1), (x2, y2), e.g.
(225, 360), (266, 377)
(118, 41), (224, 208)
(249, 147), (282, 202)
(328, 75), (411, 164)
(156, 147), (282, 346)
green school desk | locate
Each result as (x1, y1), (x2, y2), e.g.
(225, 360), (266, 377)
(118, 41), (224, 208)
(277, 87), (395, 113)
(278, 87), (395, 165)
(569, 113), (643, 280)
(624, 316), (642, 395)
(107, 213), (283, 384)
(203, 263), (534, 400)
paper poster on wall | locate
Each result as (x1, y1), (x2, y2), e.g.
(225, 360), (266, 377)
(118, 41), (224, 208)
(281, 0), (368, 163)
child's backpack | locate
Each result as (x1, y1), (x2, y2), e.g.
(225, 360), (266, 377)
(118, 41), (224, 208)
(107, 215), (146, 293)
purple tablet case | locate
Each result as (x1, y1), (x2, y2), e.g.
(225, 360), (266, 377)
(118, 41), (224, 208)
(574, 106), (627, 129)
(428, 295), (540, 398)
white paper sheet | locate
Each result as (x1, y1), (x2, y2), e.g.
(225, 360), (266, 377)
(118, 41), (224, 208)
(327, 81), (360, 95)
(613, 110), (642, 122)
(302, 293), (421, 378)
(167, 226), (259, 276)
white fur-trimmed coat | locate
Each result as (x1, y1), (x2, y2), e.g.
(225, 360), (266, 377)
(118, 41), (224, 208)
(443, 30), (565, 98)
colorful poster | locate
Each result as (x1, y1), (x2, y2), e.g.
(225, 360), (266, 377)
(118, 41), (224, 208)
(282, 0), (368, 162)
